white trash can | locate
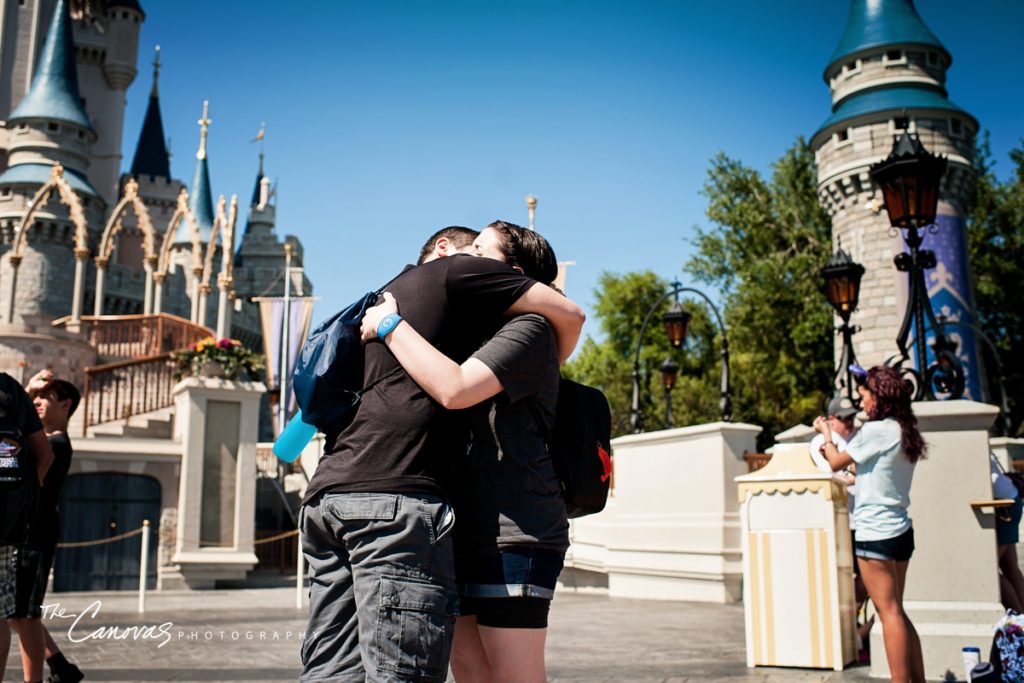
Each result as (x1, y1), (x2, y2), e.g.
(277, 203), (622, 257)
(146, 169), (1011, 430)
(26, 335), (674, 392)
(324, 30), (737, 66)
(736, 445), (857, 671)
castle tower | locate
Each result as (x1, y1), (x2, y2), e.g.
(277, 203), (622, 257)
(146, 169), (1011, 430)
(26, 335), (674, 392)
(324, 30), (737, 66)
(811, 0), (983, 398)
(0, 0), (143, 202)
(0, 0), (106, 327)
(71, 0), (143, 203)
(231, 151), (312, 348)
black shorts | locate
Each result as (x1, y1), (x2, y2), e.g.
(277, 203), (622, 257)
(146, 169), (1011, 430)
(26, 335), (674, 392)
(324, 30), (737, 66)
(457, 548), (564, 629)
(854, 527), (914, 563)
(0, 543), (47, 618)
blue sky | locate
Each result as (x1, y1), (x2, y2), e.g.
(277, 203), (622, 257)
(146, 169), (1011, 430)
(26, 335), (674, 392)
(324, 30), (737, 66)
(123, 1), (1024, 332)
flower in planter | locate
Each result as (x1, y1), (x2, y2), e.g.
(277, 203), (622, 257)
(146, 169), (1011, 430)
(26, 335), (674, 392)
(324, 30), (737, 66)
(171, 336), (264, 382)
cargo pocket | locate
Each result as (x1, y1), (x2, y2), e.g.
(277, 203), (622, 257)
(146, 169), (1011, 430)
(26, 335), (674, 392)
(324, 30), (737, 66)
(375, 575), (456, 680)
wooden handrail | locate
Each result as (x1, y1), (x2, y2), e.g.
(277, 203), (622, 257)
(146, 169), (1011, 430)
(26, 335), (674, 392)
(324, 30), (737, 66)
(743, 452), (773, 473)
(54, 313), (213, 361)
(82, 353), (175, 433)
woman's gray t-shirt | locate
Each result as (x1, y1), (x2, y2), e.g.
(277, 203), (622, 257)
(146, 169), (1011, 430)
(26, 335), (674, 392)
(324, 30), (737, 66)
(455, 314), (569, 556)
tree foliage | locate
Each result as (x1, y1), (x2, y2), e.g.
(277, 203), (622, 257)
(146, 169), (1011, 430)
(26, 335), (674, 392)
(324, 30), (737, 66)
(685, 137), (834, 448)
(567, 138), (834, 449)
(563, 271), (720, 437)
(967, 134), (1024, 435)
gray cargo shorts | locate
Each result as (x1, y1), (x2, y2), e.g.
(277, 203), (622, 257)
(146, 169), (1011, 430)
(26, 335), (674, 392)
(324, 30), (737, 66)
(300, 492), (457, 682)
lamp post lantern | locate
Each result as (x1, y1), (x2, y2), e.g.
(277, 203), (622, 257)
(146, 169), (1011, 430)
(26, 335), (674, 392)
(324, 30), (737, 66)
(659, 356), (679, 429)
(630, 280), (731, 433)
(869, 131), (965, 400)
(821, 246), (865, 405)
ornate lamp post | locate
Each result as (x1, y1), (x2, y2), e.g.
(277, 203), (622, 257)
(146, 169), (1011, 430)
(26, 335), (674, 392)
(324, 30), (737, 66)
(821, 246), (865, 405)
(630, 280), (731, 433)
(869, 131), (965, 400)
(659, 356), (680, 428)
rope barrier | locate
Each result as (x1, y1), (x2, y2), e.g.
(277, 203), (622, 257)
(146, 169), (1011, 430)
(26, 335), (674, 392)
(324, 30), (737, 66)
(55, 525), (298, 549)
(57, 526), (145, 549)
(254, 529), (300, 545)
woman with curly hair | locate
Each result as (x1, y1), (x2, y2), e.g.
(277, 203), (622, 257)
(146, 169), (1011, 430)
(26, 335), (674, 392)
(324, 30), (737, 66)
(814, 365), (926, 683)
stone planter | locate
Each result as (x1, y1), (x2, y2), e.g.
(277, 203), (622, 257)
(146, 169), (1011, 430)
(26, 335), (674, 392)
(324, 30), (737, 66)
(199, 360), (227, 379)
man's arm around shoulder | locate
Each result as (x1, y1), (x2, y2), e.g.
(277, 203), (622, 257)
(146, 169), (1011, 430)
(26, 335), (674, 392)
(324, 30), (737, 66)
(506, 282), (585, 363)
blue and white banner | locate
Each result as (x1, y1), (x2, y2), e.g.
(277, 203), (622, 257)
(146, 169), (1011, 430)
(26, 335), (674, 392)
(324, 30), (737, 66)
(914, 213), (983, 400)
(257, 297), (315, 419)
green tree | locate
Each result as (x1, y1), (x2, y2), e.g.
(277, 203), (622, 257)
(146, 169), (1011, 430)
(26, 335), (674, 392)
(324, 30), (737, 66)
(563, 271), (720, 437)
(967, 134), (1024, 435)
(685, 137), (835, 449)
(567, 137), (834, 449)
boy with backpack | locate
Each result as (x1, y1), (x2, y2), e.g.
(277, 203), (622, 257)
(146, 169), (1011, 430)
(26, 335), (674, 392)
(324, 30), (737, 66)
(0, 371), (55, 683)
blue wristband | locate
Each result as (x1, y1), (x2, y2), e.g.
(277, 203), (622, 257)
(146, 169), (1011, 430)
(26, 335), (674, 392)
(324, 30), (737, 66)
(376, 313), (403, 340)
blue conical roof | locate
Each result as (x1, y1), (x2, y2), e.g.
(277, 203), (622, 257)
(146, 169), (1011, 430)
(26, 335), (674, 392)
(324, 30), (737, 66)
(827, 0), (948, 76)
(175, 155), (214, 244)
(8, 0), (92, 131)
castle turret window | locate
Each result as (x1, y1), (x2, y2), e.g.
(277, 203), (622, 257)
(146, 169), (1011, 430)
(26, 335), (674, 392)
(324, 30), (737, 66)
(949, 119), (963, 137)
(47, 122), (59, 132)
(884, 49), (905, 66)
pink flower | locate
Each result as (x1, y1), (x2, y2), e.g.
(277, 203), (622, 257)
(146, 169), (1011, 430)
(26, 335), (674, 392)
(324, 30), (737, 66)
(188, 342), (197, 351)
(217, 338), (233, 349)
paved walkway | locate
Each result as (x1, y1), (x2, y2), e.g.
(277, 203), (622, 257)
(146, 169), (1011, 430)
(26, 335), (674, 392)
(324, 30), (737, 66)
(2, 586), (872, 682)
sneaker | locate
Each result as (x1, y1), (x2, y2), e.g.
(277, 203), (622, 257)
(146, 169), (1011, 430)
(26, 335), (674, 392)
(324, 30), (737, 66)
(47, 662), (84, 683)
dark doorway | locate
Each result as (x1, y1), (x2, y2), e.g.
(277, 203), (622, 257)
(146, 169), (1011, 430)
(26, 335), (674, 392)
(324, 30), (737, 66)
(54, 472), (161, 591)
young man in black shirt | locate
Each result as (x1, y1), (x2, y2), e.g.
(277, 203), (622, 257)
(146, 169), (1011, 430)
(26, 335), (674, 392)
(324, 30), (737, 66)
(299, 238), (584, 682)
(0, 372), (54, 683)
(25, 372), (83, 683)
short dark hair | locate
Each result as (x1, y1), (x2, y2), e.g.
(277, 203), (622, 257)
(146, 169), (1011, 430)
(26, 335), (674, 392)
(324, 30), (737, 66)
(37, 379), (81, 418)
(416, 226), (479, 265)
(484, 220), (558, 285)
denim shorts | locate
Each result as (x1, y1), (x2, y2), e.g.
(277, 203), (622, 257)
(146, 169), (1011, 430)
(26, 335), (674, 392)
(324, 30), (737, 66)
(457, 548), (564, 629)
(854, 527), (914, 562)
(997, 498), (1023, 546)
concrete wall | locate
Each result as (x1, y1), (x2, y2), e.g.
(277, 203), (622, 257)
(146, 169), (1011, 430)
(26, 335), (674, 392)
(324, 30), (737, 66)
(564, 421), (761, 603)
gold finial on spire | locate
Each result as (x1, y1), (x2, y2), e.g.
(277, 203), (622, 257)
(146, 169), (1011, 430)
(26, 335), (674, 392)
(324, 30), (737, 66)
(151, 45), (161, 97)
(526, 195), (537, 230)
(197, 100), (212, 160)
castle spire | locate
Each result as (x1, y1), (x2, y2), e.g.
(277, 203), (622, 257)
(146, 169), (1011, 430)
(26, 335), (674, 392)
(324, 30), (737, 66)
(175, 101), (214, 243)
(196, 100), (212, 161)
(151, 44), (161, 97)
(129, 46), (170, 178)
(8, 0), (93, 131)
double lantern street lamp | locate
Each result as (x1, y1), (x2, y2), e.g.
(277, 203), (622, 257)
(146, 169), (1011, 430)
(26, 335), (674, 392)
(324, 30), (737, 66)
(820, 130), (966, 404)
(630, 282), (732, 433)
(869, 130), (965, 401)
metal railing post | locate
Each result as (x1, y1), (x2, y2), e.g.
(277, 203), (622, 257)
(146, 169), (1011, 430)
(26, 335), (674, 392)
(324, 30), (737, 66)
(138, 520), (150, 613)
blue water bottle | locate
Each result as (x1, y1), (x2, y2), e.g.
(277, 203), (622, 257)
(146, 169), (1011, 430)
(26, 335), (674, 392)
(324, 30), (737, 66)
(273, 408), (317, 463)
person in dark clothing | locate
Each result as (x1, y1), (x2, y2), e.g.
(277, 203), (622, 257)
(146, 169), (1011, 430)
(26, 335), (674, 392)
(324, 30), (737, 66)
(360, 222), (568, 683)
(24, 372), (83, 683)
(0, 372), (55, 683)
(299, 232), (585, 682)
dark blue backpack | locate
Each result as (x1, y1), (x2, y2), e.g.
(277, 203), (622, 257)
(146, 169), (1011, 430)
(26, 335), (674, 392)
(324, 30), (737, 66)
(292, 290), (379, 431)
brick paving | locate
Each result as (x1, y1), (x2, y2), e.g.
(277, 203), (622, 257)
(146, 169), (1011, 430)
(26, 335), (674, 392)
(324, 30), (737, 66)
(2, 586), (872, 682)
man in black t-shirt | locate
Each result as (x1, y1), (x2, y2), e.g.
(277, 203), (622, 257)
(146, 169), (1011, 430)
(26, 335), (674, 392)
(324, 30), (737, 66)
(24, 372), (83, 683)
(0, 372), (54, 683)
(299, 248), (584, 682)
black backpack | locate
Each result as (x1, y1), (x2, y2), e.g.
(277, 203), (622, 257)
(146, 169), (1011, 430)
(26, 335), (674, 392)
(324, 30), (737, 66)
(0, 379), (37, 544)
(534, 378), (613, 519)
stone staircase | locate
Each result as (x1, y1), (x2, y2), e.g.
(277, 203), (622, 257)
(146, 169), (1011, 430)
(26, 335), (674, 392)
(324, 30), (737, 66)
(82, 406), (175, 440)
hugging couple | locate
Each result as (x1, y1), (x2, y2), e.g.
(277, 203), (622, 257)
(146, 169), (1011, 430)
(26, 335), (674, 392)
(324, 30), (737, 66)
(299, 221), (586, 682)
